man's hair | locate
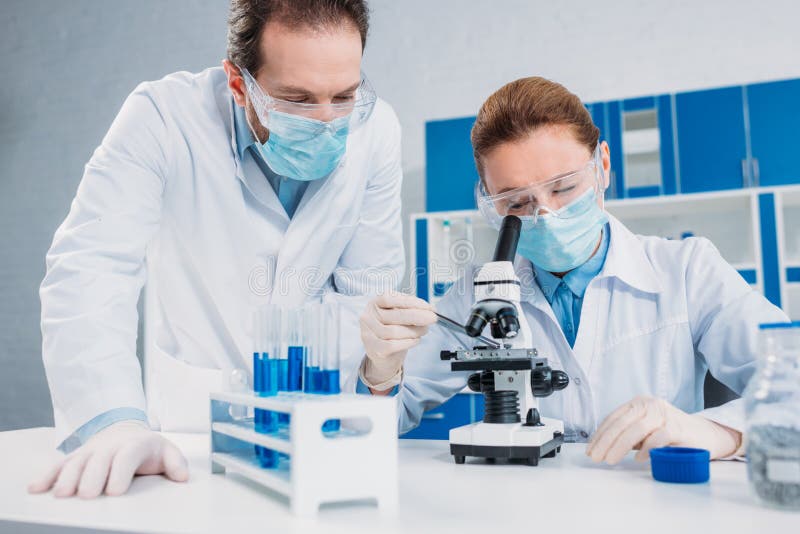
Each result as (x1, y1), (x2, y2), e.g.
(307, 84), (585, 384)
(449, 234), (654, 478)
(227, 0), (370, 75)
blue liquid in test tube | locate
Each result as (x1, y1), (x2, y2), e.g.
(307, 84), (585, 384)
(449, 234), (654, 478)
(253, 306), (279, 468)
(287, 346), (304, 391)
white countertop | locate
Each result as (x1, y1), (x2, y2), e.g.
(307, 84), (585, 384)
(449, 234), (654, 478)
(0, 428), (796, 533)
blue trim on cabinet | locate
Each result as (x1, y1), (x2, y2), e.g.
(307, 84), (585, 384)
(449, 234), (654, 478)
(627, 185), (661, 198)
(738, 269), (757, 285)
(787, 267), (800, 283)
(758, 193), (782, 307)
(415, 218), (429, 301)
(607, 101), (625, 199)
(657, 94), (677, 195)
(400, 394), (473, 440)
(623, 96), (656, 112)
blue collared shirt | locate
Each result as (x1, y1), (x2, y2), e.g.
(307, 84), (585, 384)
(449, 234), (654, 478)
(233, 104), (308, 218)
(532, 224), (611, 348)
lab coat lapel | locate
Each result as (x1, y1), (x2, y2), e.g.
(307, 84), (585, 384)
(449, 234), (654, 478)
(271, 168), (341, 307)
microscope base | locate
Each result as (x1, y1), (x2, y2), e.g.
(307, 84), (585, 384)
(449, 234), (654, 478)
(449, 418), (565, 466)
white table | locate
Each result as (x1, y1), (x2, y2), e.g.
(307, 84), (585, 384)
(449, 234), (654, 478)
(0, 428), (796, 533)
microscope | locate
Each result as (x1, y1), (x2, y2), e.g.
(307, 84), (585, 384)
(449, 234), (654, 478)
(440, 216), (569, 466)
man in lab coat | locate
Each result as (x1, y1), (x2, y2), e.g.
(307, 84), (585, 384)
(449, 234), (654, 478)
(357, 77), (788, 463)
(31, 0), (404, 498)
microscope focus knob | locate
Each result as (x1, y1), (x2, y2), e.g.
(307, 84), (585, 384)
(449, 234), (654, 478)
(551, 370), (570, 391)
(531, 367), (571, 397)
(467, 373), (482, 392)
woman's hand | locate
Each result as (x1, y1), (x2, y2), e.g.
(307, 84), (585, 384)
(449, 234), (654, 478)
(586, 396), (742, 464)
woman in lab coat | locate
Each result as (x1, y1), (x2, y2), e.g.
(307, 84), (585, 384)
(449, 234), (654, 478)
(357, 76), (788, 463)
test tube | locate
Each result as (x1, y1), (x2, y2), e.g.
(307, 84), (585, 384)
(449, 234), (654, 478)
(252, 305), (279, 468)
(285, 306), (305, 392)
(303, 302), (322, 393)
(319, 301), (341, 395)
(320, 301), (341, 432)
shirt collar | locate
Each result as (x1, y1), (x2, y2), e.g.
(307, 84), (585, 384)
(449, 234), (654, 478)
(233, 103), (257, 160)
(532, 223), (610, 303)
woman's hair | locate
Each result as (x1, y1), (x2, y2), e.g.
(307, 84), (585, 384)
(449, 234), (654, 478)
(471, 77), (600, 177)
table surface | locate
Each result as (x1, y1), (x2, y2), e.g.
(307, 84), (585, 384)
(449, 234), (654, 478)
(1, 428), (797, 534)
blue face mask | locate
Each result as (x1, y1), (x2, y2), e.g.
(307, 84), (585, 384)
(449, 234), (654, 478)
(517, 187), (608, 273)
(251, 111), (350, 181)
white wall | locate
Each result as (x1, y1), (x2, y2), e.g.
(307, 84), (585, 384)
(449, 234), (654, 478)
(362, 0), (800, 284)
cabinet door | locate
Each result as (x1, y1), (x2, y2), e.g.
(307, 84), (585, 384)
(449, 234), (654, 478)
(425, 117), (478, 212)
(400, 393), (474, 440)
(747, 78), (800, 187)
(676, 87), (748, 193)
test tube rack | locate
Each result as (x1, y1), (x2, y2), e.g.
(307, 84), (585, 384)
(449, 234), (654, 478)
(209, 390), (399, 517)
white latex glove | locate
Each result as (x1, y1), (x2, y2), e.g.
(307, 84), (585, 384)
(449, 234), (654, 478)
(28, 420), (189, 498)
(359, 292), (437, 388)
(586, 396), (742, 464)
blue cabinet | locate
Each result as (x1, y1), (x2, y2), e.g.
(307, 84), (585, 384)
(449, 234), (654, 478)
(747, 79), (800, 187)
(425, 117), (478, 212)
(400, 393), (476, 440)
(675, 86), (749, 193)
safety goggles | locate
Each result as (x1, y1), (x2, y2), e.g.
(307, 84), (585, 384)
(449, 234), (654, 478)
(476, 145), (606, 230)
(240, 67), (377, 139)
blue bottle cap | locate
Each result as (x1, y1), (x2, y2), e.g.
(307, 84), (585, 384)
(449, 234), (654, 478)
(649, 447), (710, 484)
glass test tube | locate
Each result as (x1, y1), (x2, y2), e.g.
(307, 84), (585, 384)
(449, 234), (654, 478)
(285, 306), (305, 393)
(253, 305), (279, 468)
(320, 302), (341, 432)
(303, 302), (322, 393)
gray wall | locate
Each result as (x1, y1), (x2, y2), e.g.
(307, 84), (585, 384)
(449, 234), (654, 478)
(0, 0), (228, 430)
(3, 0), (800, 431)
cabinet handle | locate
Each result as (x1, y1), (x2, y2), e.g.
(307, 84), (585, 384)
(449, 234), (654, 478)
(422, 412), (446, 420)
(741, 159), (750, 187)
(752, 158), (760, 187)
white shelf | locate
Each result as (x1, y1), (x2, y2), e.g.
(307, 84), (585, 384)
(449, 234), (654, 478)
(622, 128), (660, 155)
(211, 451), (292, 495)
(211, 422), (292, 454)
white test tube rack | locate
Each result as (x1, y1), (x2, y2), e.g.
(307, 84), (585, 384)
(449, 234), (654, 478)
(209, 391), (399, 517)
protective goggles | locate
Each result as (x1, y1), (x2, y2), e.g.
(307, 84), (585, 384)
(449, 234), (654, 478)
(240, 67), (377, 139)
(476, 144), (606, 229)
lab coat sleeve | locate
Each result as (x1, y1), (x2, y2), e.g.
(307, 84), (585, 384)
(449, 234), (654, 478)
(333, 103), (405, 296)
(397, 281), (475, 434)
(40, 82), (170, 447)
(686, 238), (789, 433)
(330, 104), (405, 384)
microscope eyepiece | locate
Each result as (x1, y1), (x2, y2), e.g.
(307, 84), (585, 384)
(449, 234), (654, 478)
(492, 216), (522, 263)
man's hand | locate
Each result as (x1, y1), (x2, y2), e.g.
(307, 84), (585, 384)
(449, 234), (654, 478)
(586, 396), (742, 464)
(28, 421), (189, 498)
(359, 292), (437, 391)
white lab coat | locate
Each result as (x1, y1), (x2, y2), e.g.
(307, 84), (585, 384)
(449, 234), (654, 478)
(394, 215), (788, 440)
(40, 67), (404, 445)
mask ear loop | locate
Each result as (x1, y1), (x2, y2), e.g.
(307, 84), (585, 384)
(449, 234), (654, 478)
(593, 142), (607, 211)
(240, 67), (271, 145)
